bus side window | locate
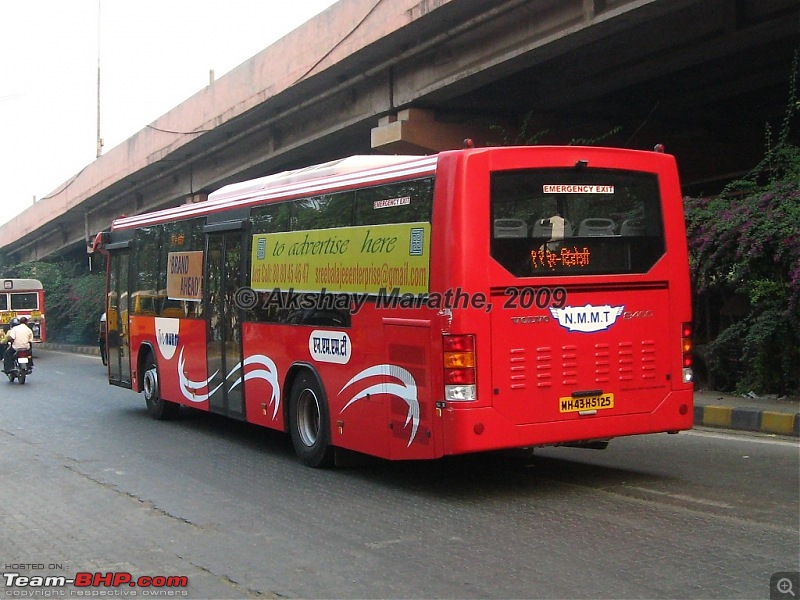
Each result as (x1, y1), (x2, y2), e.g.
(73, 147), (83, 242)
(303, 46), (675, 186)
(286, 308), (349, 327)
(355, 178), (433, 225)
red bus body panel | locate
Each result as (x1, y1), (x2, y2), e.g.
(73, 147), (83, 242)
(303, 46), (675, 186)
(430, 148), (693, 455)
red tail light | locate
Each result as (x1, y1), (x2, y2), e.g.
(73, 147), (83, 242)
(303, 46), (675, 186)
(681, 322), (694, 383)
(443, 334), (477, 401)
(681, 322), (693, 366)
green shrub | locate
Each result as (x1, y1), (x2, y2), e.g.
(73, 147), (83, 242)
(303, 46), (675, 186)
(685, 58), (800, 394)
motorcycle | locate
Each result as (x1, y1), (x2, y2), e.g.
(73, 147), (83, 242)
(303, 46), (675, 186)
(5, 346), (33, 384)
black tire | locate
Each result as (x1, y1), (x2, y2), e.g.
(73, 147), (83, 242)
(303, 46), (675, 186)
(143, 355), (180, 420)
(18, 372), (26, 385)
(288, 371), (334, 468)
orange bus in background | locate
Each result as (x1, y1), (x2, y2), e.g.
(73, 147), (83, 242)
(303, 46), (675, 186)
(92, 146), (694, 467)
(0, 279), (46, 342)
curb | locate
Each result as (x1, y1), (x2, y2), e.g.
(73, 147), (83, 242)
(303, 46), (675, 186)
(38, 342), (101, 357)
(694, 405), (800, 437)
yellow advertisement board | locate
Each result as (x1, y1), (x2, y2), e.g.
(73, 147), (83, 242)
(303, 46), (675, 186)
(250, 223), (431, 294)
(166, 251), (204, 301)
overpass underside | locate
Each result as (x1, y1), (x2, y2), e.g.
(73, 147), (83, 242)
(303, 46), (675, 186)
(1, 0), (798, 264)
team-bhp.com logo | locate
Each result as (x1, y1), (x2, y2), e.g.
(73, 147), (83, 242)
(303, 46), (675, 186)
(3, 571), (188, 594)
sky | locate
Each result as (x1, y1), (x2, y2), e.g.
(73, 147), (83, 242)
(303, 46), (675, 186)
(0, 0), (339, 226)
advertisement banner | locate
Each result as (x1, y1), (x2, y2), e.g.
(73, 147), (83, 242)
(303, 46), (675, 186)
(250, 223), (431, 294)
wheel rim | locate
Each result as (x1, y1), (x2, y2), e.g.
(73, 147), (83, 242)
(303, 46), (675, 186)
(143, 367), (158, 401)
(297, 388), (321, 447)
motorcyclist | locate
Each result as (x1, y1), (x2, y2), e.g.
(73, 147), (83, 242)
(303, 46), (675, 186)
(2, 316), (35, 373)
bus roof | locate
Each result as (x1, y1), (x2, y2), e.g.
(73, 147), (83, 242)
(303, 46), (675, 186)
(2, 278), (44, 291)
(112, 154), (437, 230)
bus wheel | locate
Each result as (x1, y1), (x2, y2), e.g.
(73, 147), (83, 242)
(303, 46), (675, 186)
(143, 356), (179, 420)
(289, 371), (334, 468)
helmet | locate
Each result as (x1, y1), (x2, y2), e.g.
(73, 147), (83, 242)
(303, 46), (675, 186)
(10, 318), (20, 327)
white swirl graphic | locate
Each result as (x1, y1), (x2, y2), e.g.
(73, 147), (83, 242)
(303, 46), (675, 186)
(178, 348), (222, 403)
(177, 349), (280, 419)
(339, 364), (419, 446)
(227, 354), (281, 420)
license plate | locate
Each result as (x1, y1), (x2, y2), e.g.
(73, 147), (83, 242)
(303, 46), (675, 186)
(559, 393), (614, 413)
(17, 357), (28, 364)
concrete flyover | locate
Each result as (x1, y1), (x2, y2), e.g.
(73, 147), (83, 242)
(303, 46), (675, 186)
(1, 0), (797, 264)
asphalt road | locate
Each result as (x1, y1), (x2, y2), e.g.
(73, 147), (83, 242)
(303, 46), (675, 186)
(1, 349), (798, 599)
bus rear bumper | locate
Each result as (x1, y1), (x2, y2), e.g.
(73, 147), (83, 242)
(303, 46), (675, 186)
(440, 390), (694, 456)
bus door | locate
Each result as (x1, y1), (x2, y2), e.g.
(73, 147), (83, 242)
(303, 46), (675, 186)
(205, 230), (246, 419)
(108, 251), (132, 388)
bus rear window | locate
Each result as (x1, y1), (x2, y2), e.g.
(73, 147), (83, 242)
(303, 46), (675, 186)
(490, 168), (665, 277)
(10, 292), (39, 310)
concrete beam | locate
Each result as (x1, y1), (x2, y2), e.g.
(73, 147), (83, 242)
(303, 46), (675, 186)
(370, 108), (494, 153)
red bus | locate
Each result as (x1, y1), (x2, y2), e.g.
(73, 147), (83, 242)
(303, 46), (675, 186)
(0, 278), (46, 342)
(92, 146), (694, 467)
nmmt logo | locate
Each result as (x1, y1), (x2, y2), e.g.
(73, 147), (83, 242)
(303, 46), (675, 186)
(155, 317), (180, 360)
(549, 304), (624, 333)
(158, 330), (179, 346)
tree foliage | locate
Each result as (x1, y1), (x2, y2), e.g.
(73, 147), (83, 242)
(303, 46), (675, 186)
(684, 57), (800, 394)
